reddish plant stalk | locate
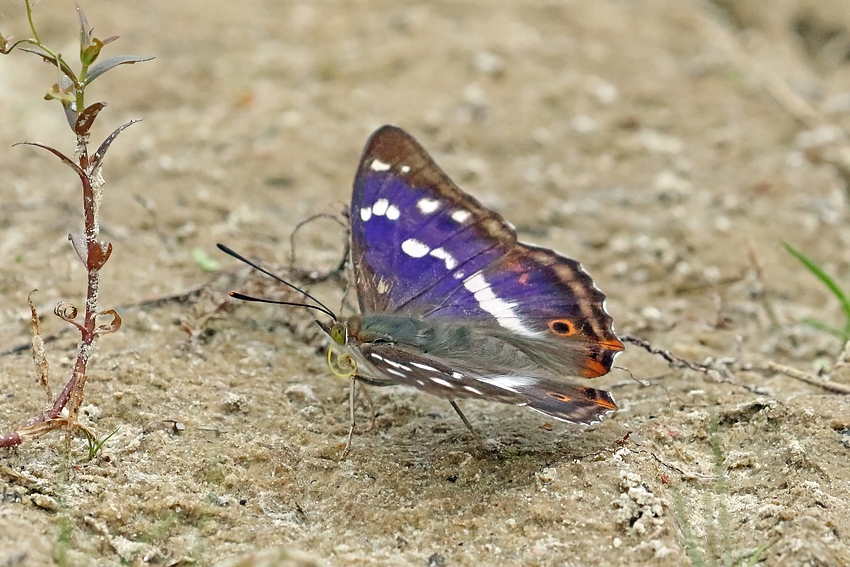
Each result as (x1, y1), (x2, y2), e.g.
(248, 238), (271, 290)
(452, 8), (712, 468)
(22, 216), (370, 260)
(0, 1), (145, 449)
(0, 156), (100, 447)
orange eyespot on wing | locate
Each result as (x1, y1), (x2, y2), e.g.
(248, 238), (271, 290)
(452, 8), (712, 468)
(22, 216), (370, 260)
(548, 318), (577, 336)
(546, 391), (572, 402)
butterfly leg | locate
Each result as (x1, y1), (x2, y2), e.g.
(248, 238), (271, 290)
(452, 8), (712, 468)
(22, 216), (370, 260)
(339, 376), (357, 461)
(449, 401), (475, 433)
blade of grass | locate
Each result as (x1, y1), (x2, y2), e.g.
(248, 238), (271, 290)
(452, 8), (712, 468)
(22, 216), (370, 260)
(801, 318), (850, 341)
(784, 242), (850, 328)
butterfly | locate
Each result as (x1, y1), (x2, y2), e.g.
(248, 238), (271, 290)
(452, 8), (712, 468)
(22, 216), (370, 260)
(220, 125), (623, 457)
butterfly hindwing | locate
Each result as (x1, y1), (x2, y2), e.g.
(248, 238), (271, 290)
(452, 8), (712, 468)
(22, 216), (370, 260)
(360, 343), (616, 425)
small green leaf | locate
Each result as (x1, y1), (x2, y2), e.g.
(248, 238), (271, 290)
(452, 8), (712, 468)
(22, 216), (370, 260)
(193, 248), (221, 272)
(85, 54), (154, 85)
(75, 2), (92, 48)
(17, 45), (78, 83)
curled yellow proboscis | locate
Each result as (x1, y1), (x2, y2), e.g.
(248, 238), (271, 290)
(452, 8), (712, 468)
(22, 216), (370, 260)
(327, 346), (357, 379)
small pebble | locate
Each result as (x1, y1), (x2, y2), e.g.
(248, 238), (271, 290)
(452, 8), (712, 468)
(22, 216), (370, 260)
(31, 494), (59, 512)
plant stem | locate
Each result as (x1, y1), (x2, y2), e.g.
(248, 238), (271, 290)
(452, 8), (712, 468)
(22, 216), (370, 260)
(24, 0), (40, 44)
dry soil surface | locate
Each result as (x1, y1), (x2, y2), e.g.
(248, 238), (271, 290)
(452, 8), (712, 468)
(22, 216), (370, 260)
(1, 1), (850, 566)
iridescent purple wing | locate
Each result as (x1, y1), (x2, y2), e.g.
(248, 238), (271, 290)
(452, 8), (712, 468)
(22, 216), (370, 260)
(351, 126), (509, 314)
(351, 125), (623, 378)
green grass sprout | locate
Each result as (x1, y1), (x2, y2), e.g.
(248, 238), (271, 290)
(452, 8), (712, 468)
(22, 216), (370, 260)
(83, 426), (120, 461)
(784, 242), (850, 341)
(193, 248), (221, 272)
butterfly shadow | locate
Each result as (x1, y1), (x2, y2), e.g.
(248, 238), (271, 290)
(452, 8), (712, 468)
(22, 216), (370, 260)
(335, 390), (629, 466)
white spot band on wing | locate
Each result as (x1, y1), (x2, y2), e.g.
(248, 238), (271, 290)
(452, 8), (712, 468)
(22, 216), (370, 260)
(410, 361), (439, 372)
(372, 198), (389, 216)
(463, 273), (538, 336)
(385, 204), (400, 220)
(417, 198), (440, 214)
(401, 238), (430, 258)
(451, 209), (471, 223)
(383, 358), (411, 372)
(429, 247), (457, 270)
(370, 159), (391, 171)
(430, 377), (455, 389)
(478, 375), (536, 394)
(360, 207), (372, 221)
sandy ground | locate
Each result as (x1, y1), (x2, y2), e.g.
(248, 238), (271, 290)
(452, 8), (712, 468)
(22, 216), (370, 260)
(1, 0), (850, 565)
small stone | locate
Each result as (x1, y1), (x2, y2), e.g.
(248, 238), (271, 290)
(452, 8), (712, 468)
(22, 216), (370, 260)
(472, 51), (503, 76)
(285, 384), (319, 404)
(572, 114), (598, 134)
(222, 392), (248, 413)
(654, 170), (691, 194)
(588, 77), (619, 105)
(640, 306), (663, 320)
(31, 494), (59, 511)
(638, 129), (683, 155)
(714, 215), (732, 233)
(463, 84), (486, 105)
(536, 467), (557, 484)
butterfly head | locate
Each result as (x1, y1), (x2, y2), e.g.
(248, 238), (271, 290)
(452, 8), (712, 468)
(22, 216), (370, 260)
(315, 318), (361, 378)
(316, 318), (349, 346)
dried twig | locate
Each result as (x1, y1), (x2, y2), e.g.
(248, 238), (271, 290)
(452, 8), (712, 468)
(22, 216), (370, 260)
(741, 361), (850, 395)
(621, 334), (716, 374)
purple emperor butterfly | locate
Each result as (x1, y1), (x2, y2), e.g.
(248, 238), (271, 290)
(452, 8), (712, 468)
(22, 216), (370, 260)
(221, 125), (623, 456)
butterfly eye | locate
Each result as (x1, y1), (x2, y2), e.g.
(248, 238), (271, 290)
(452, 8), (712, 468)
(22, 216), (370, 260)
(330, 324), (347, 345)
(547, 318), (577, 336)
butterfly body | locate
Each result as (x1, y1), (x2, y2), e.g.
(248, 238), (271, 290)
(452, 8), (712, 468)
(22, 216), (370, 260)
(319, 125), (624, 426)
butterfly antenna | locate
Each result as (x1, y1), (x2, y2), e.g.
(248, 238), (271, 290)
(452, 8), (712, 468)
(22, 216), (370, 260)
(216, 243), (337, 319)
(228, 292), (336, 318)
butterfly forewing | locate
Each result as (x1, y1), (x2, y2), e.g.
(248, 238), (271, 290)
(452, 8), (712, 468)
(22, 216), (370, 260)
(351, 126), (512, 314)
(351, 126), (622, 379)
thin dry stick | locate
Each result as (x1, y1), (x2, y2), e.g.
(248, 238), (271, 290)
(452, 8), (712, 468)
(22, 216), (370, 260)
(742, 361), (850, 395)
(621, 335), (716, 373)
(834, 340), (850, 372)
(288, 211), (350, 284)
(27, 291), (52, 406)
(626, 334), (850, 395)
